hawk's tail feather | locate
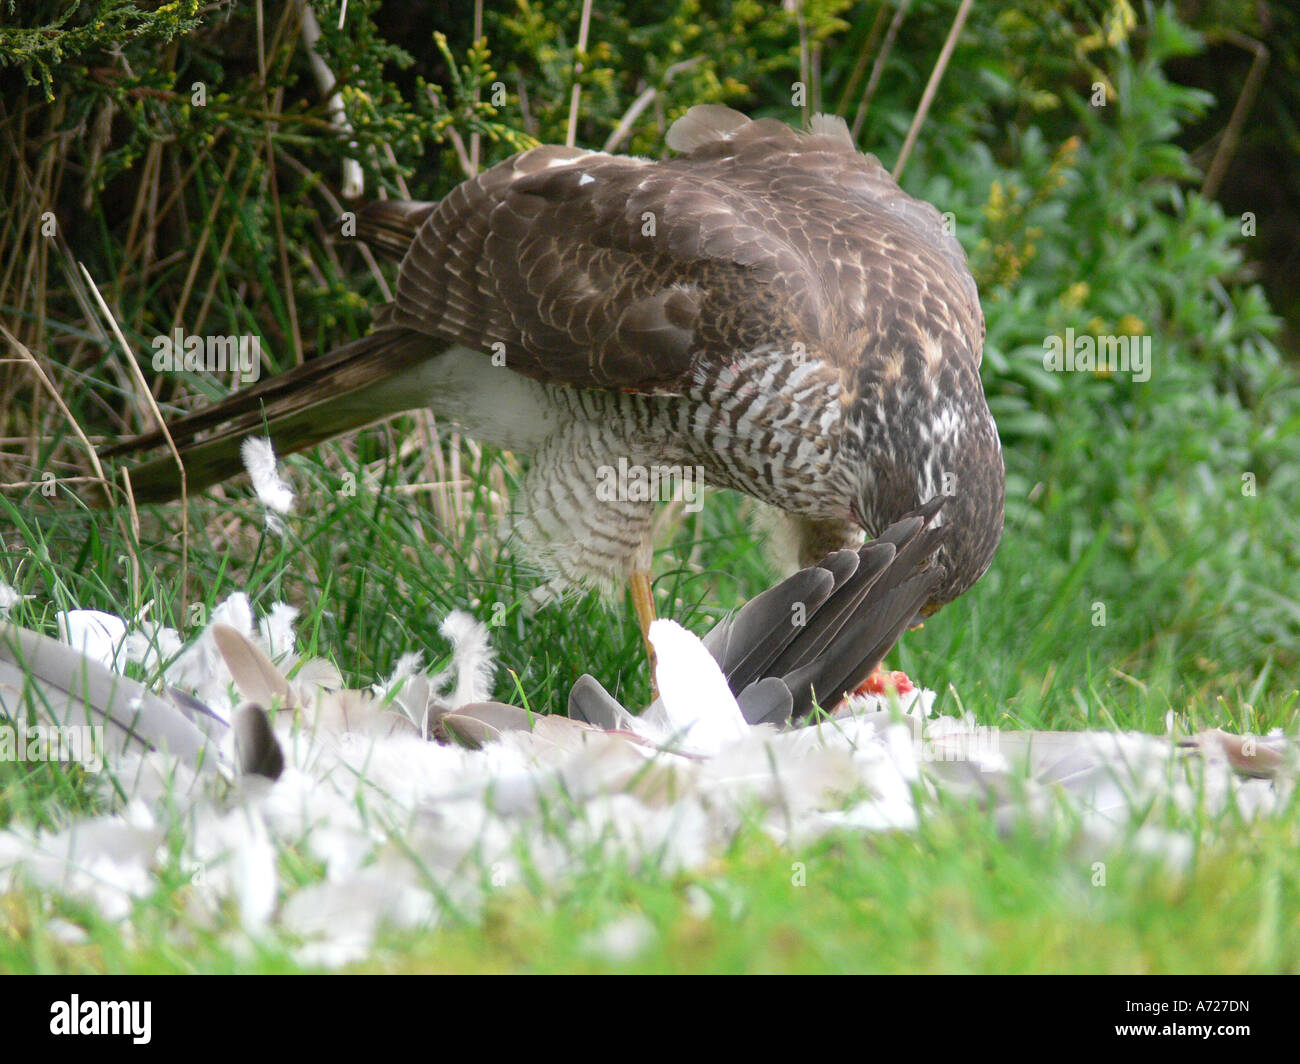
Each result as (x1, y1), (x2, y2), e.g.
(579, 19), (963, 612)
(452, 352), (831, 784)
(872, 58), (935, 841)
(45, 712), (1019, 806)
(354, 199), (438, 263)
(101, 330), (433, 505)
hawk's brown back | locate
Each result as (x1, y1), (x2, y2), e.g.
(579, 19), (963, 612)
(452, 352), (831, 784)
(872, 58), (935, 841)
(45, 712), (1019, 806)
(383, 106), (983, 395)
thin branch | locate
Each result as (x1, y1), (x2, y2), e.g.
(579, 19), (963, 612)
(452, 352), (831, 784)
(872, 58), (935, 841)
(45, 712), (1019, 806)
(796, 0), (810, 125)
(604, 85), (657, 152)
(603, 57), (701, 153)
(566, 0), (595, 147)
(836, 2), (888, 117)
(852, 0), (911, 143)
(893, 0), (972, 182)
(1201, 30), (1269, 201)
(470, 0), (483, 175)
(299, 0), (364, 197)
(442, 118), (476, 180)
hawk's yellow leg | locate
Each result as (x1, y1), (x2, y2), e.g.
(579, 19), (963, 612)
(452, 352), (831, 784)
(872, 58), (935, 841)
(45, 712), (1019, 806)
(629, 570), (658, 698)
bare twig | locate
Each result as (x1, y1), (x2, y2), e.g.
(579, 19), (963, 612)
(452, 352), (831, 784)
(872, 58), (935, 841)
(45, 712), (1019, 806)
(894, 0), (972, 182)
(811, 41), (822, 117)
(442, 118), (476, 180)
(836, 2), (888, 117)
(566, 0), (595, 147)
(796, 0), (810, 125)
(603, 56), (701, 153)
(852, 0), (911, 143)
(1201, 30), (1269, 201)
(470, 0), (483, 175)
(605, 86), (657, 153)
(298, 0), (364, 198)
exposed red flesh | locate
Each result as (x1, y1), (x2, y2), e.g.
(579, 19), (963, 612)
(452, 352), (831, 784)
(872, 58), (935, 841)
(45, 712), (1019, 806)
(853, 666), (914, 698)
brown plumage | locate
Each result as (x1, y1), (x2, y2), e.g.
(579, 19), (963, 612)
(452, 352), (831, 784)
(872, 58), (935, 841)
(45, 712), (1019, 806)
(106, 105), (1004, 613)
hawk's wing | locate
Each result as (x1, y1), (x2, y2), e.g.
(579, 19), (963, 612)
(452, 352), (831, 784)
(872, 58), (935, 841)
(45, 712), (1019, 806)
(384, 105), (983, 393)
(102, 107), (984, 505)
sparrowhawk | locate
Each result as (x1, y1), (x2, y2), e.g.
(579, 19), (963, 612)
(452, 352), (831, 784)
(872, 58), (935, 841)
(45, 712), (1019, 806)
(107, 105), (1005, 682)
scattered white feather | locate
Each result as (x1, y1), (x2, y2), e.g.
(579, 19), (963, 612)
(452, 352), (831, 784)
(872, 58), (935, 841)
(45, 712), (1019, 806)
(0, 579), (32, 615)
(240, 436), (294, 532)
(165, 593), (255, 715)
(122, 622), (183, 674)
(579, 913), (655, 963)
(56, 610), (128, 670)
(435, 610), (496, 709)
(258, 602), (300, 662)
(380, 652), (425, 692)
(649, 619), (748, 754)
(3, 597), (1295, 969)
(839, 685), (936, 719)
(281, 866), (437, 968)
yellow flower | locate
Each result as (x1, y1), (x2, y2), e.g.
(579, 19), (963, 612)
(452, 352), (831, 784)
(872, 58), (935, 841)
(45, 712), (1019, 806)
(1061, 282), (1090, 309)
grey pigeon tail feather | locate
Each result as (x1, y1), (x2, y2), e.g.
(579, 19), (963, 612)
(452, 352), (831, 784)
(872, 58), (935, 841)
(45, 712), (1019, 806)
(704, 566), (836, 691)
(707, 547), (863, 694)
(784, 564), (945, 718)
(775, 502), (949, 716)
(721, 499), (947, 715)
(568, 498), (949, 726)
(756, 500), (945, 687)
(736, 677), (794, 726)
(0, 623), (217, 768)
(764, 541), (897, 678)
(568, 674), (637, 731)
(877, 494), (945, 548)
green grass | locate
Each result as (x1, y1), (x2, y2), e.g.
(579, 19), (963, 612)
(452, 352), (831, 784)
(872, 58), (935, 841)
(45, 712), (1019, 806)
(3, 760), (1297, 974)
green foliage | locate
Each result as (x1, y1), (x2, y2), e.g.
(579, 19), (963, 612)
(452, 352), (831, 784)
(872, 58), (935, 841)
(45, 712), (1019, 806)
(0, 0), (202, 100)
(897, 5), (1298, 704)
